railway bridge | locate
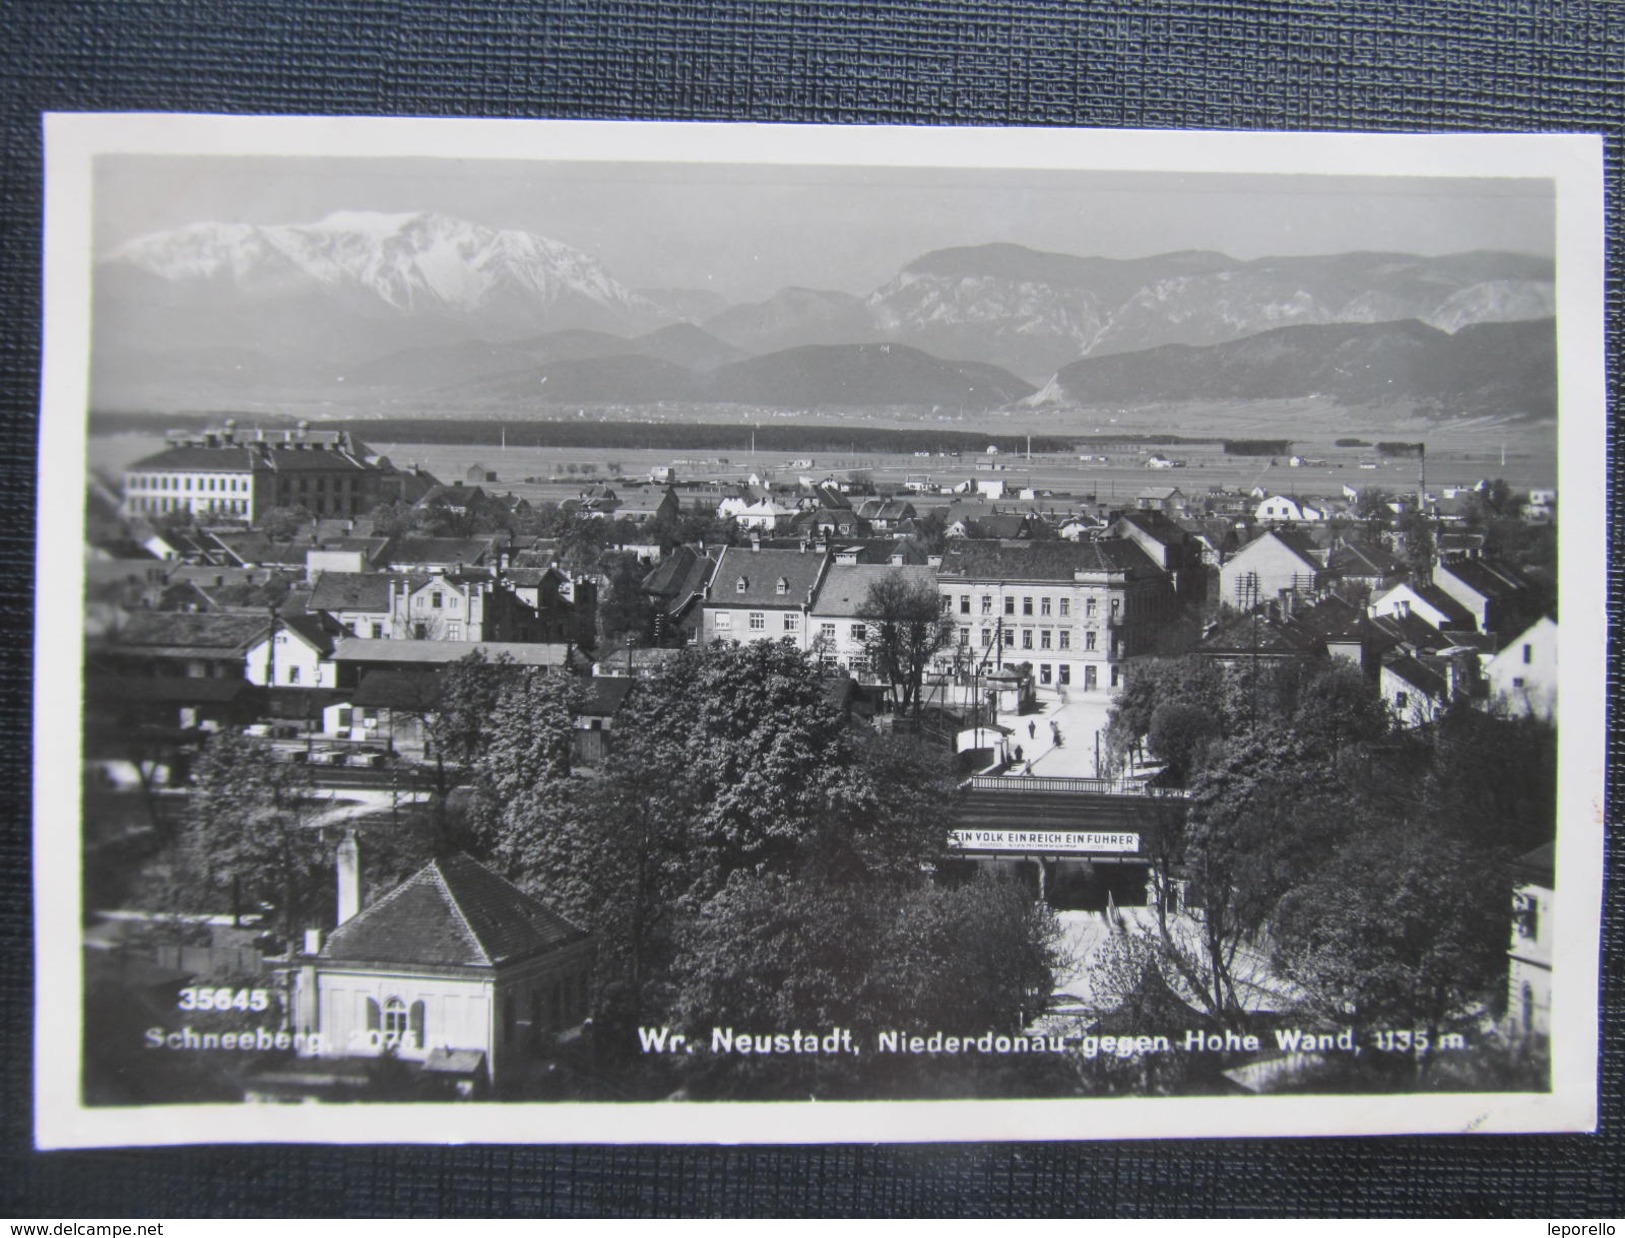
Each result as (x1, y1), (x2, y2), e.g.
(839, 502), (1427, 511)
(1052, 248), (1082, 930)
(944, 775), (1189, 910)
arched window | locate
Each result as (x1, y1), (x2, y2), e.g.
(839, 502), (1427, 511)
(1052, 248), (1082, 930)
(383, 997), (408, 1041)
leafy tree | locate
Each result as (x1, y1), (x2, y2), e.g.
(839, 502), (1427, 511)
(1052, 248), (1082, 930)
(572, 643), (953, 1034)
(258, 505), (313, 543)
(367, 500), (417, 539)
(669, 509), (739, 552)
(596, 551), (657, 648)
(858, 570), (957, 720)
(1272, 824), (1510, 1059)
(1292, 661), (1390, 760)
(1463, 478), (1517, 527)
(515, 501), (573, 541)
(419, 650), (512, 836)
(1103, 656), (1230, 775)
(466, 670), (583, 895)
(1163, 730), (1359, 1022)
(152, 507), (196, 536)
(903, 511), (947, 557)
(1397, 509), (1436, 582)
(1424, 704), (1557, 854)
(184, 731), (329, 944)
(669, 872), (1069, 1099)
(556, 516), (609, 574)
(1355, 487), (1395, 524)
(1145, 700), (1221, 783)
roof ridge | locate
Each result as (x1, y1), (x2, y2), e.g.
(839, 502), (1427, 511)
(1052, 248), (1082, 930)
(429, 856), (496, 967)
(322, 861), (436, 952)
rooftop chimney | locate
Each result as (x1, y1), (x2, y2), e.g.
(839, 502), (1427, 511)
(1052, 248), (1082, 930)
(336, 831), (361, 926)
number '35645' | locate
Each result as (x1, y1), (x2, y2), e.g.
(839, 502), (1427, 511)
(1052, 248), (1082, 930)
(177, 987), (271, 1012)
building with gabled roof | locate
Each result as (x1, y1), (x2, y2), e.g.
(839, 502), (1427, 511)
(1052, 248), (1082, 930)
(699, 544), (830, 649)
(1483, 616), (1557, 721)
(1325, 539), (1405, 593)
(382, 535), (508, 574)
(1433, 556), (1541, 637)
(291, 852), (593, 1092)
(1194, 608), (1325, 669)
(1369, 581), (1477, 634)
(1254, 494), (1325, 524)
(807, 563), (939, 677)
(641, 545), (718, 645)
(1220, 529), (1326, 610)
(1380, 652), (1451, 728)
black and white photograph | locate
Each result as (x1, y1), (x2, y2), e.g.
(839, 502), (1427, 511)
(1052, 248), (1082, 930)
(34, 116), (1606, 1147)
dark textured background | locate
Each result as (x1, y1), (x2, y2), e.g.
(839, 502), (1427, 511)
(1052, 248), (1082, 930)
(2, 0), (1620, 1218)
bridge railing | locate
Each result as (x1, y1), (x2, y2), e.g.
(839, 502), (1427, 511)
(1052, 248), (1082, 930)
(965, 774), (1190, 799)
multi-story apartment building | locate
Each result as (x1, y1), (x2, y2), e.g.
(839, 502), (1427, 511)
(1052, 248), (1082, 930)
(122, 421), (380, 524)
(936, 540), (1175, 695)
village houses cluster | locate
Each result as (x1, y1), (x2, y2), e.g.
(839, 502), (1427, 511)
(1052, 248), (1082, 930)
(82, 423), (1559, 1095)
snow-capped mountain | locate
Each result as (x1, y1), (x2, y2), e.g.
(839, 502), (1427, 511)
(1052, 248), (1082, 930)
(99, 210), (669, 348)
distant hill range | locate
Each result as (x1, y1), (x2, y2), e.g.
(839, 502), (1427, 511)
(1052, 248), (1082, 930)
(442, 343), (1034, 411)
(93, 209), (1556, 416)
(1029, 318), (1557, 419)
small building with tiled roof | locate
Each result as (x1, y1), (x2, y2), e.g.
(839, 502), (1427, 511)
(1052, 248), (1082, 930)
(328, 638), (583, 683)
(292, 852), (593, 1091)
(1369, 581), (1477, 634)
(572, 675), (637, 765)
(1433, 556), (1541, 637)
(309, 572), (429, 639)
(1380, 652), (1451, 729)
(244, 612), (346, 690)
(382, 535), (508, 574)
(1194, 609), (1325, 669)
(1325, 539), (1405, 592)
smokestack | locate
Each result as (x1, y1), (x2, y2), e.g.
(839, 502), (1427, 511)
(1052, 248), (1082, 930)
(337, 831), (361, 926)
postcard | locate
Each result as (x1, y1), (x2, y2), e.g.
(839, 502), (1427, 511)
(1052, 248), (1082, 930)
(35, 115), (1606, 1146)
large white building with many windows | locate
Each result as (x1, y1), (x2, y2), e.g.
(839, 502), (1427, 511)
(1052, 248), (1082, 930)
(936, 541), (1176, 695)
(122, 421), (380, 524)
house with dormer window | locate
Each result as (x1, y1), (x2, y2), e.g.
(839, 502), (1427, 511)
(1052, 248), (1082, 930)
(699, 544), (829, 648)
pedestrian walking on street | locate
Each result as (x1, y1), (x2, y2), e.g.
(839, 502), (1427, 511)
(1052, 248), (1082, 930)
(1013, 744), (1024, 764)
(1028, 720), (1037, 739)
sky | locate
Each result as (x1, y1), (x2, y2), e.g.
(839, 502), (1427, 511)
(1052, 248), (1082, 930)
(95, 154), (1556, 303)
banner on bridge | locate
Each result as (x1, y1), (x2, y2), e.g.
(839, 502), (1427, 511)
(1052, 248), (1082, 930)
(947, 829), (1140, 855)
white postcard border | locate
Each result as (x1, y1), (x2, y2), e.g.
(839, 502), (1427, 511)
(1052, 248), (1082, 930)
(34, 115), (1607, 1148)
